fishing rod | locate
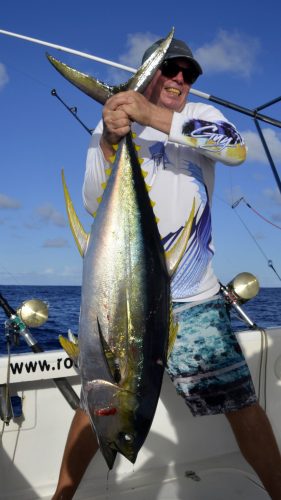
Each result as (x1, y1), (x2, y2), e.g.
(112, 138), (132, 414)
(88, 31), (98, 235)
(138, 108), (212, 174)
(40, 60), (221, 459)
(51, 89), (93, 135)
(1, 28), (281, 129)
(0, 292), (79, 414)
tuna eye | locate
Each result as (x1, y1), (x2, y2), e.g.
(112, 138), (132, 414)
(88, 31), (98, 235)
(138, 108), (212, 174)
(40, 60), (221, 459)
(124, 434), (133, 442)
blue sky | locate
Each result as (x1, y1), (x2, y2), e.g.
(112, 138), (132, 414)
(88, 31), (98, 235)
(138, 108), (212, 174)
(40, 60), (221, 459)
(1, 0), (281, 288)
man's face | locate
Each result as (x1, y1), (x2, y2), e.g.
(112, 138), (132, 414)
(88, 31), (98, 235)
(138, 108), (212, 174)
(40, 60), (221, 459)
(143, 58), (192, 112)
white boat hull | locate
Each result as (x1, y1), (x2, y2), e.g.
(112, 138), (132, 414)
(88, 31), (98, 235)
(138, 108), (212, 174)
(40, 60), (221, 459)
(1, 327), (280, 499)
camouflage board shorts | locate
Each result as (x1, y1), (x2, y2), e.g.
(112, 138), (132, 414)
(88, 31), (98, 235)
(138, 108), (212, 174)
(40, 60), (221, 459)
(166, 295), (257, 416)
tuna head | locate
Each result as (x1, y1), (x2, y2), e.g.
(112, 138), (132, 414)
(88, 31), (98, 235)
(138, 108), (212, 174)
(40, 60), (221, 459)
(85, 379), (140, 469)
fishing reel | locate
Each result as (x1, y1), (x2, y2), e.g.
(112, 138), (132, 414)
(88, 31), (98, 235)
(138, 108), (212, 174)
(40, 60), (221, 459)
(220, 272), (260, 328)
(1, 296), (49, 348)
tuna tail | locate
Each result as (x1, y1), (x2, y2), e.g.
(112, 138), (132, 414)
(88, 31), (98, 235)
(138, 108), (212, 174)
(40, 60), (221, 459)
(47, 53), (113, 104)
(61, 169), (89, 257)
(46, 28), (174, 102)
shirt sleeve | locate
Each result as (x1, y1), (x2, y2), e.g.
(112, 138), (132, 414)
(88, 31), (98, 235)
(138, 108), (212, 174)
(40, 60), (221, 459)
(169, 103), (247, 166)
(82, 120), (110, 216)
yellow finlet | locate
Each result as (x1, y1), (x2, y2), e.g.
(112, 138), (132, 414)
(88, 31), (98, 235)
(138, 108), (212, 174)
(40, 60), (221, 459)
(96, 196), (103, 204)
(134, 144), (141, 151)
(112, 144), (119, 151)
(108, 154), (116, 164)
(150, 200), (156, 207)
(105, 167), (112, 176)
(138, 158), (144, 165)
(145, 183), (152, 192)
(101, 182), (107, 190)
(141, 169), (148, 178)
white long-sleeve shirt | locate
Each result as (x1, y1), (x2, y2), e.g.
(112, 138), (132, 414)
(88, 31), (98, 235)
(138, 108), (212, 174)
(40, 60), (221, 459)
(83, 102), (246, 303)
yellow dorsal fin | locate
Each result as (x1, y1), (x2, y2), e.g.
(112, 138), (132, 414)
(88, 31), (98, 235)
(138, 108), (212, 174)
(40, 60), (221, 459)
(62, 170), (89, 257)
(165, 197), (196, 276)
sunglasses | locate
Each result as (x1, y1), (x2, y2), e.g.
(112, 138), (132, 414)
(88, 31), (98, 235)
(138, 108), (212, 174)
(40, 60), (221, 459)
(161, 60), (198, 85)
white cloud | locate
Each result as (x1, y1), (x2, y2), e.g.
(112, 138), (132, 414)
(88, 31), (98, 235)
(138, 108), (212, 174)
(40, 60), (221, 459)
(194, 30), (260, 78)
(43, 238), (69, 248)
(0, 194), (21, 209)
(263, 187), (281, 205)
(119, 32), (160, 67)
(242, 128), (281, 164)
(107, 32), (159, 83)
(0, 63), (9, 90)
(37, 204), (67, 227)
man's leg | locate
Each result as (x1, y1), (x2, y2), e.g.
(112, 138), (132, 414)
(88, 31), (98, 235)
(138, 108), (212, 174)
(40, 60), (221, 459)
(52, 408), (99, 500)
(226, 402), (281, 499)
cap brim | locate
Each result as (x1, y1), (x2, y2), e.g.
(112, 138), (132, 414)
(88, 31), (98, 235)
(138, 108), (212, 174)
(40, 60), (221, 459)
(165, 53), (203, 77)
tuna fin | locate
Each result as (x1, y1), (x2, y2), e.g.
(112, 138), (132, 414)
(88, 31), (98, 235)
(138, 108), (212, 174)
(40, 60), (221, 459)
(165, 198), (196, 276)
(46, 53), (113, 104)
(97, 318), (122, 384)
(62, 169), (89, 257)
(68, 329), (78, 345)
(167, 308), (178, 358)
(126, 27), (174, 93)
(58, 335), (79, 364)
(47, 28), (174, 104)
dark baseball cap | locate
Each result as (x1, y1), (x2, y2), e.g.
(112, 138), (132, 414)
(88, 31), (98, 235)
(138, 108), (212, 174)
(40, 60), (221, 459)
(142, 38), (202, 79)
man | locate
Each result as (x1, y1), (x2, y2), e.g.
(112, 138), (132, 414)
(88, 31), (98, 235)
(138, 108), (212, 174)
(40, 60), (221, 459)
(52, 39), (281, 499)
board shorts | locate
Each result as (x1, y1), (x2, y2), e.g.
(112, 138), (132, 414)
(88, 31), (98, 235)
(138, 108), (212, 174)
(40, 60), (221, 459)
(166, 294), (257, 416)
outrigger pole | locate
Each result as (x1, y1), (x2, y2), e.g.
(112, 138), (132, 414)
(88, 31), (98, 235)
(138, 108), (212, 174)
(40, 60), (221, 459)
(1, 28), (281, 129)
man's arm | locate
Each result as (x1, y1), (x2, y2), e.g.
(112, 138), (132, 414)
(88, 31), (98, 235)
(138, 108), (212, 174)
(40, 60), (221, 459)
(102, 91), (246, 166)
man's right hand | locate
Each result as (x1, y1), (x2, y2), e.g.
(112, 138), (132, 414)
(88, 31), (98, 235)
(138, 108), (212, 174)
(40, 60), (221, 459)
(100, 94), (132, 160)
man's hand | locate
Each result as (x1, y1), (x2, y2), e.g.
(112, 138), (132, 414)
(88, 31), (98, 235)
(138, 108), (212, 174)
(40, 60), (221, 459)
(100, 90), (173, 160)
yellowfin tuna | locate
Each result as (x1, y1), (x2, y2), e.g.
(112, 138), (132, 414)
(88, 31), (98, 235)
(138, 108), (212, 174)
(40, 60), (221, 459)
(51, 30), (193, 469)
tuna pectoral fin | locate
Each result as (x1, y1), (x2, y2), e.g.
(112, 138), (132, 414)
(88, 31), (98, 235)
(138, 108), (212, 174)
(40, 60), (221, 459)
(46, 54), (113, 104)
(62, 170), (89, 257)
(165, 198), (196, 276)
(97, 318), (122, 384)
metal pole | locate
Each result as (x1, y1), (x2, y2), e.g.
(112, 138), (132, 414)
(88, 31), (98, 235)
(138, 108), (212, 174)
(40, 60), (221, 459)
(254, 118), (281, 195)
(1, 28), (281, 129)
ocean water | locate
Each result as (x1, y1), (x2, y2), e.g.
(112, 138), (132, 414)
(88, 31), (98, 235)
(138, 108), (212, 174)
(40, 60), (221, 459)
(0, 285), (280, 356)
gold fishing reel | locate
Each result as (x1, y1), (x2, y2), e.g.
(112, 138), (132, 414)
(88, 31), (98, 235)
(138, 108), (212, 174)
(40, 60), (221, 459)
(225, 272), (260, 304)
(17, 299), (49, 328)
